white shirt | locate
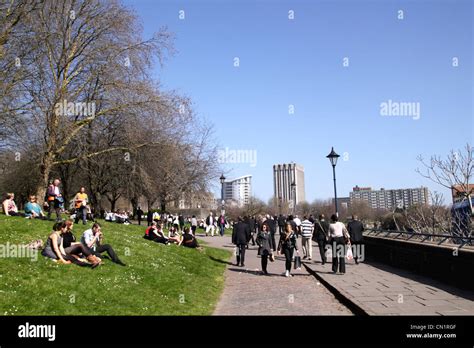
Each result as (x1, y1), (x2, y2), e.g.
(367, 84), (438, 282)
(293, 217), (301, 226)
(329, 221), (348, 238)
(81, 229), (97, 251)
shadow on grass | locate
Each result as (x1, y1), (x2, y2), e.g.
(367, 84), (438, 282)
(207, 255), (233, 265)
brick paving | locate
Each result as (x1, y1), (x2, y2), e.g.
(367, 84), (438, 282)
(200, 234), (352, 315)
(202, 233), (474, 316)
(303, 241), (474, 316)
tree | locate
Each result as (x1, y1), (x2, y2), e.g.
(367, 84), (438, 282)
(3, 0), (174, 199)
(417, 143), (473, 202)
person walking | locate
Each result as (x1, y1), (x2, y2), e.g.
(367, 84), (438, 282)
(136, 206), (144, 226)
(264, 215), (277, 250)
(300, 216), (314, 260)
(74, 187), (89, 225)
(218, 214), (227, 236)
(348, 215), (364, 264)
(205, 212), (216, 237)
(328, 214), (350, 274)
(147, 210), (153, 227)
(191, 215), (198, 235)
(313, 214), (329, 265)
(277, 214), (286, 235)
(256, 223), (273, 275)
(232, 216), (250, 267)
(278, 222), (299, 277)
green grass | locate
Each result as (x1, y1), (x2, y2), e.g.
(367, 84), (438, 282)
(0, 215), (231, 316)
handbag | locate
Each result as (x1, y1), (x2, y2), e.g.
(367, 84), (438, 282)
(346, 245), (354, 261)
(294, 255), (302, 269)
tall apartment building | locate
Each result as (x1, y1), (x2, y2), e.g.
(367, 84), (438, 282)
(273, 163), (306, 204)
(350, 185), (430, 210)
(223, 175), (252, 207)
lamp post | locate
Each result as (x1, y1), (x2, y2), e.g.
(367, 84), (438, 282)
(326, 147), (340, 216)
(219, 174), (226, 215)
(291, 181), (296, 214)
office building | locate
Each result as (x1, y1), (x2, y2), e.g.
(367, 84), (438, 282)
(223, 175), (252, 207)
(350, 185), (430, 210)
(273, 163), (306, 204)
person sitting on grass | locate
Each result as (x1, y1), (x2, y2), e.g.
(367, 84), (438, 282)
(2, 193), (19, 216)
(179, 226), (201, 249)
(62, 220), (81, 249)
(167, 226), (181, 244)
(81, 223), (126, 266)
(24, 195), (45, 219)
(143, 221), (169, 245)
(41, 222), (101, 268)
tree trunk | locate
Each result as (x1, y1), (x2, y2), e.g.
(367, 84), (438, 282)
(37, 153), (53, 204)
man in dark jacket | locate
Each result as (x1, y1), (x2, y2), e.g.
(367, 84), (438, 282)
(313, 214), (329, 265)
(348, 215), (364, 264)
(136, 207), (144, 226)
(277, 214), (286, 235)
(244, 215), (256, 247)
(146, 210), (153, 227)
(232, 216), (251, 267)
(265, 215), (277, 250)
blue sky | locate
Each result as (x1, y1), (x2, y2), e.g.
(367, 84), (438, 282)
(122, 0), (473, 204)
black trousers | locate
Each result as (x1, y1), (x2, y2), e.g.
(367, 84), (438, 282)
(316, 239), (327, 264)
(282, 246), (294, 272)
(351, 241), (364, 263)
(236, 244), (246, 265)
(92, 244), (122, 264)
(261, 254), (268, 273)
(331, 237), (346, 273)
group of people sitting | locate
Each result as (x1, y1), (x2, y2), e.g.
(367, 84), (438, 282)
(105, 210), (131, 224)
(143, 222), (200, 249)
(2, 193), (47, 219)
(41, 220), (126, 267)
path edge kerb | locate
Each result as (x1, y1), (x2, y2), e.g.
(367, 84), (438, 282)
(302, 263), (369, 316)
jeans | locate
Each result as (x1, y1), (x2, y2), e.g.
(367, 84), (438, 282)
(301, 237), (312, 259)
(316, 239), (327, 264)
(270, 231), (276, 250)
(219, 224), (225, 236)
(75, 206), (87, 224)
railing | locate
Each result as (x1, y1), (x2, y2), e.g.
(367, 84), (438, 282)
(364, 229), (474, 249)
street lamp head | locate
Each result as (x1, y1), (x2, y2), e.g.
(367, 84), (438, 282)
(326, 147), (340, 167)
(219, 174), (226, 184)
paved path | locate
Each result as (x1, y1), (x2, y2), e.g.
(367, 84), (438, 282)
(200, 234), (352, 315)
(303, 241), (474, 315)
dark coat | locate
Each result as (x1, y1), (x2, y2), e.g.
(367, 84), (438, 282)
(277, 215), (286, 227)
(147, 211), (153, 222)
(348, 220), (364, 242)
(313, 219), (329, 241)
(232, 221), (250, 245)
(278, 231), (297, 250)
(257, 231), (272, 256)
(264, 219), (276, 234)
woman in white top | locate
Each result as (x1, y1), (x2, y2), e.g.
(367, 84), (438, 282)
(328, 214), (350, 274)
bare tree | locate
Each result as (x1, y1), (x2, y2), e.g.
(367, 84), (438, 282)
(417, 144), (473, 202)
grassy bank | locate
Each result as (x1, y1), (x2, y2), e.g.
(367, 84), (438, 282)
(0, 216), (231, 315)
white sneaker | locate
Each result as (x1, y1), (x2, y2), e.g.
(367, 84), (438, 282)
(285, 270), (290, 277)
